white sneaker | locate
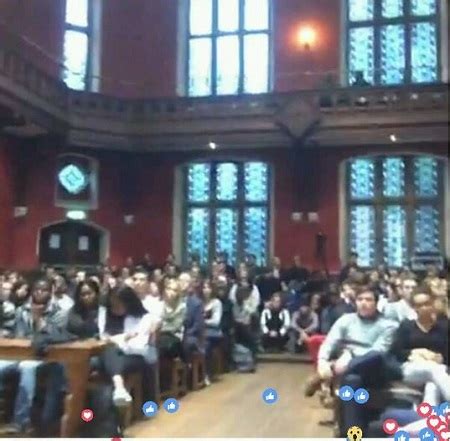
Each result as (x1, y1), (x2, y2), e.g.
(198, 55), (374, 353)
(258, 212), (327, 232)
(204, 376), (211, 386)
(113, 387), (132, 407)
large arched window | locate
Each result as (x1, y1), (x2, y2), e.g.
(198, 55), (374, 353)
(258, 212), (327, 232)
(346, 155), (446, 268)
(346, 0), (442, 85)
(183, 161), (270, 266)
(187, 0), (272, 96)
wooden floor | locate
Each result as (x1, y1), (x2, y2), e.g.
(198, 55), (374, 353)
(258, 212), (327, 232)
(126, 363), (334, 438)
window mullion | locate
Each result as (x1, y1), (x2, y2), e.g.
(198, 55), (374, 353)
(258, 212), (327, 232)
(211, 0), (218, 95)
(404, 156), (415, 264)
(239, 0), (245, 93)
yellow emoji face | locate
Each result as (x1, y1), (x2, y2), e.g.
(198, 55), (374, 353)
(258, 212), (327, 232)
(347, 425), (363, 441)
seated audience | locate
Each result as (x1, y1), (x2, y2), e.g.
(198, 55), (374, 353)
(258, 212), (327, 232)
(201, 279), (223, 385)
(288, 304), (318, 353)
(339, 252), (359, 283)
(261, 292), (290, 352)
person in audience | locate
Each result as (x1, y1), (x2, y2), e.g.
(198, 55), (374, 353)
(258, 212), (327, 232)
(339, 280), (357, 312)
(67, 280), (101, 339)
(339, 252), (359, 283)
(51, 274), (74, 311)
(215, 275), (234, 371)
(98, 285), (159, 405)
(0, 282), (16, 337)
(305, 285), (397, 435)
(132, 269), (164, 323)
(259, 292), (290, 352)
(285, 255), (309, 285)
(10, 281), (31, 309)
(390, 286), (449, 402)
(159, 278), (186, 359)
(0, 279), (68, 435)
(201, 279), (223, 385)
(257, 257), (286, 308)
(141, 253), (155, 273)
(233, 286), (258, 365)
(179, 272), (205, 361)
(244, 254), (260, 282)
(304, 286), (354, 366)
(216, 252), (236, 280)
(288, 304), (318, 353)
(383, 275), (417, 322)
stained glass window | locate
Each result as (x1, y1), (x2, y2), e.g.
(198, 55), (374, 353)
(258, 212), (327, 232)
(245, 162), (269, 202)
(347, 0), (440, 85)
(349, 159), (375, 199)
(347, 155), (444, 268)
(349, 0), (374, 21)
(63, 0), (90, 90)
(414, 157), (438, 197)
(216, 36), (240, 95)
(414, 206), (440, 253)
(383, 206), (407, 267)
(184, 162), (270, 265)
(244, 207), (268, 266)
(187, 163), (210, 202)
(383, 157), (405, 197)
(216, 163), (238, 201)
(187, 208), (210, 265)
(348, 27), (375, 84)
(382, 0), (403, 18)
(188, 0), (271, 96)
(380, 25), (405, 84)
(215, 209), (238, 264)
(411, 22), (438, 83)
(218, 0), (239, 32)
(349, 206), (376, 267)
(189, 38), (212, 96)
(190, 0), (212, 35)
(411, 0), (436, 16)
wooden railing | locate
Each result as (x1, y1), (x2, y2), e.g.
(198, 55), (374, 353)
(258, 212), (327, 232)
(0, 33), (448, 148)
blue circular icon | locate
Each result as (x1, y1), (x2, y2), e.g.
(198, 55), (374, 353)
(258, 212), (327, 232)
(394, 430), (410, 441)
(142, 400), (158, 417)
(419, 427), (438, 440)
(354, 388), (370, 404)
(338, 385), (354, 402)
(262, 388), (278, 404)
(438, 401), (450, 416)
(163, 398), (180, 414)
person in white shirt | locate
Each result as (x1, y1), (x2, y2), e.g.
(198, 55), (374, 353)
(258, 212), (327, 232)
(132, 270), (164, 324)
(51, 275), (74, 311)
(383, 276), (417, 322)
(97, 286), (159, 406)
(260, 293), (290, 352)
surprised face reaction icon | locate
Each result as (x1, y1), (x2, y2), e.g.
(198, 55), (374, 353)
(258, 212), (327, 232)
(347, 426), (363, 441)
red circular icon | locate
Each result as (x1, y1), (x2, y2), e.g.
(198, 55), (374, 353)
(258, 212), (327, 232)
(81, 408), (94, 422)
(382, 418), (399, 435)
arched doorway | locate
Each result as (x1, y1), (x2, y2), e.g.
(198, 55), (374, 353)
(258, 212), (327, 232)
(38, 221), (108, 266)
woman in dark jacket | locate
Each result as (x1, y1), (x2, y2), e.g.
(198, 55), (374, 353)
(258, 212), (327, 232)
(67, 280), (100, 338)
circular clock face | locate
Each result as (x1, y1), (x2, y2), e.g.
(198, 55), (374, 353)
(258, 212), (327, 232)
(58, 164), (88, 195)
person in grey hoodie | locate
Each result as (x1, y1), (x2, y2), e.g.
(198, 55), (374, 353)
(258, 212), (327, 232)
(307, 284), (397, 435)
